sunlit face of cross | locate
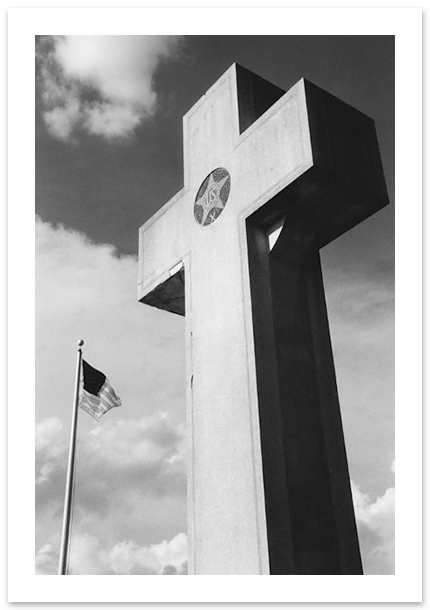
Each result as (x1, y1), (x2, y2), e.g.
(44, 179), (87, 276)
(194, 169), (230, 227)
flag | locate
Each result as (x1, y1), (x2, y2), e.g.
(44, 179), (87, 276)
(79, 360), (121, 421)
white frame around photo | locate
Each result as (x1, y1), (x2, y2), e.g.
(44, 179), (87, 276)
(8, 4), (422, 603)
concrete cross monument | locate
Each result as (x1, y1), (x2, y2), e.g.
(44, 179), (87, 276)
(138, 65), (389, 575)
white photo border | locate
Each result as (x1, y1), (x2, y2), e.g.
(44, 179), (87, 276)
(8, 5), (422, 603)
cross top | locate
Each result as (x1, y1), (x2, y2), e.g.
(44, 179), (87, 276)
(138, 64), (388, 575)
(138, 64), (387, 315)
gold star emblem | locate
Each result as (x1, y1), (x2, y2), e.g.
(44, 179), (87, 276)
(195, 170), (230, 226)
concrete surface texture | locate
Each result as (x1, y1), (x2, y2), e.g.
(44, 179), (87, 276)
(138, 64), (389, 574)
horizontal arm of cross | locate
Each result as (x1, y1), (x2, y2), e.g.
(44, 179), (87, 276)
(137, 186), (190, 311)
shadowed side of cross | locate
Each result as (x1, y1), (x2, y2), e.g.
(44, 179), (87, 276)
(138, 65), (388, 575)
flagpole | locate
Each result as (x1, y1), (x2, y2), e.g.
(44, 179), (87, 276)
(58, 339), (84, 575)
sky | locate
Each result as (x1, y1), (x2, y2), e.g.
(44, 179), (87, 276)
(35, 35), (395, 576)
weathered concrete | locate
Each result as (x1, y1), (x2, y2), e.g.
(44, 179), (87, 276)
(138, 64), (388, 574)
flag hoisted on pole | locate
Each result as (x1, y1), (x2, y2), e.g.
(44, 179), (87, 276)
(58, 340), (121, 575)
(79, 360), (122, 421)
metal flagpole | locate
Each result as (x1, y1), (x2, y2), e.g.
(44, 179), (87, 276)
(58, 339), (84, 575)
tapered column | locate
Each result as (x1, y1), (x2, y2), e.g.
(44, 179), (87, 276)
(247, 216), (362, 575)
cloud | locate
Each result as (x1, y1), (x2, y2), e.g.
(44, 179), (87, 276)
(35, 416), (65, 454)
(36, 412), (187, 574)
(35, 411), (186, 547)
(352, 478), (395, 574)
(36, 412), (186, 501)
(36, 532), (187, 575)
(35, 543), (58, 576)
(35, 417), (68, 484)
(101, 532), (187, 576)
(36, 35), (183, 141)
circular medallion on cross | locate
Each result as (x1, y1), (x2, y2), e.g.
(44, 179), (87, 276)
(194, 167), (231, 226)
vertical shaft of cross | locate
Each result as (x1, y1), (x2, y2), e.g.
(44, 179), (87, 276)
(247, 218), (362, 574)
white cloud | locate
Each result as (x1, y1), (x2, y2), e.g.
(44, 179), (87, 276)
(36, 412), (187, 574)
(69, 533), (106, 575)
(36, 531), (187, 575)
(35, 416), (64, 453)
(83, 101), (142, 138)
(36, 35), (182, 141)
(36, 462), (56, 485)
(35, 543), (57, 575)
(36, 412), (186, 491)
(102, 532), (187, 575)
(352, 480), (395, 575)
(43, 97), (81, 141)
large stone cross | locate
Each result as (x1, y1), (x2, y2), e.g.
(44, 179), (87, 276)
(138, 65), (388, 575)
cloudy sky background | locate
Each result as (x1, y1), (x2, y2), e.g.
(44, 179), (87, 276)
(35, 35), (395, 575)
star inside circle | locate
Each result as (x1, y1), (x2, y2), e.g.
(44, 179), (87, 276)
(194, 168), (231, 226)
